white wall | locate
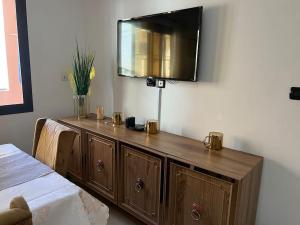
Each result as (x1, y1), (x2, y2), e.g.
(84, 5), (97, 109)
(82, 0), (123, 117)
(0, 0), (85, 153)
(85, 0), (300, 224)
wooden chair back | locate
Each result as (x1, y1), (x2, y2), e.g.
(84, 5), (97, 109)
(32, 118), (76, 176)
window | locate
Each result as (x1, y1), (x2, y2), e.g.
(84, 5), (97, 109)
(0, 0), (33, 115)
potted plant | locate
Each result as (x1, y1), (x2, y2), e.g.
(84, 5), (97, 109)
(68, 44), (95, 119)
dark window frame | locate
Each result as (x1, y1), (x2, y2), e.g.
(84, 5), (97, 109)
(0, 0), (33, 116)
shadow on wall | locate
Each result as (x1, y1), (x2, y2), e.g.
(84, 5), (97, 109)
(198, 3), (234, 83)
(113, 75), (125, 112)
(256, 159), (300, 225)
(228, 137), (300, 225)
(112, 53), (120, 112)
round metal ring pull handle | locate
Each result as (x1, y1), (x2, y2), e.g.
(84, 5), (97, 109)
(191, 209), (201, 221)
(191, 203), (202, 221)
(96, 160), (104, 172)
(135, 178), (144, 192)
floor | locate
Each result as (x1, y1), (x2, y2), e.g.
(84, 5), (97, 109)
(107, 205), (143, 225)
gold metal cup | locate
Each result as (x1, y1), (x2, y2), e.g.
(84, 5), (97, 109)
(112, 112), (123, 125)
(145, 120), (159, 134)
(203, 132), (223, 151)
(96, 106), (104, 120)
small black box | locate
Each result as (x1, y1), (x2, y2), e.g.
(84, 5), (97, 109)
(125, 117), (135, 128)
(146, 77), (156, 87)
(290, 87), (300, 100)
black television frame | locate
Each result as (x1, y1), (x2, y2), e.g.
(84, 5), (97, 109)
(117, 6), (203, 82)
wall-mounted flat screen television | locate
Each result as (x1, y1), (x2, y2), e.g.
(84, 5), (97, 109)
(117, 7), (203, 82)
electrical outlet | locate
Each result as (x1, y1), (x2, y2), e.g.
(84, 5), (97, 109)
(61, 74), (68, 81)
(290, 87), (300, 100)
(157, 80), (166, 88)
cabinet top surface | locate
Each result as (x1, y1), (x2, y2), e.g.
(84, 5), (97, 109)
(59, 116), (263, 180)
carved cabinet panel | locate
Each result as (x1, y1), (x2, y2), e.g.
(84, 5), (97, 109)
(120, 145), (162, 225)
(167, 163), (233, 225)
(86, 134), (116, 201)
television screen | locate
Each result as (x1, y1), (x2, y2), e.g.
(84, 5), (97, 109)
(117, 7), (203, 81)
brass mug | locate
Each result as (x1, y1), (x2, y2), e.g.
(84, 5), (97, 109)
(96, 106), (104, 120)
(203, 132), (223, 151)
(112, 112), (123, 125)
(145, 120), (159, 134)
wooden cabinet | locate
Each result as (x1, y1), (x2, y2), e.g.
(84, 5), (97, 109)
(66, 127), (83, 181)
(59, 116), (263, 225)
(86, 133), (117, 202)
(167, 163), (233, 225)
(119, 145), (162, 225)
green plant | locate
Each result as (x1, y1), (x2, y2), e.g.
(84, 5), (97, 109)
(68, 44), (95, 95)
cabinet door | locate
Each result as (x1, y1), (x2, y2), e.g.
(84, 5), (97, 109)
(168, 163), (233, 225)
(120, 145), (161, 225)
(86, 134), (116, 201)
(68, 128), (83, 181)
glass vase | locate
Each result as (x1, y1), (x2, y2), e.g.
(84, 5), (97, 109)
(73, 95), (89, 119)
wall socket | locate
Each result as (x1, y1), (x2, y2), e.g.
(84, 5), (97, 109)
(290, 87), (300, 100)
(61, 74), (68, 81)
(157, 80), (166, 88)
